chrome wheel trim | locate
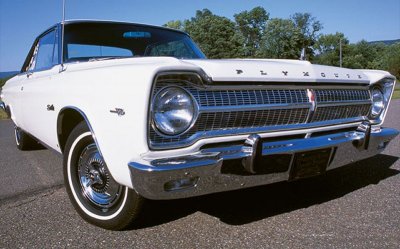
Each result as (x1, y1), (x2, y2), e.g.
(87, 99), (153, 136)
(67, 132), (129, 220)
(78, 143), (122, 210)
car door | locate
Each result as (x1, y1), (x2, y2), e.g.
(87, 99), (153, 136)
(20, 27), (61, 149)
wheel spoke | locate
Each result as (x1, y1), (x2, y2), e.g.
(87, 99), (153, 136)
(77, 143), (122, 209)
(85, 179), (94, 187)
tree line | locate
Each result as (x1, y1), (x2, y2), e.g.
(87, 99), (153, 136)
(164, 7), (400, 79)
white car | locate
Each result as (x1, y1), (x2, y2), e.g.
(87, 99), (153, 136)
(0, 20), (398, 230)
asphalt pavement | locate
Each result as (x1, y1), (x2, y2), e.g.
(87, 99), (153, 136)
(0, 100), (399, 248)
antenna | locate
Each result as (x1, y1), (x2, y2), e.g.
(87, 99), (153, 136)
(339, 38), (343, 67)
(300, 48), (306, 61)
(60, 0), (66, 72)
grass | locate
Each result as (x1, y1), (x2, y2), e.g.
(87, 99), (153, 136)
(0, 97), (7, 119)
(0, 109), (7, 120)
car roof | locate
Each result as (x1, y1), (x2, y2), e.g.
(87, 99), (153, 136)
(66, 19), (186, 34)
(36, 19), (188, 41)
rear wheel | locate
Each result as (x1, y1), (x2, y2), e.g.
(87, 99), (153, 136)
(14, 126), (40, 151)
(63, 122), (144, 230)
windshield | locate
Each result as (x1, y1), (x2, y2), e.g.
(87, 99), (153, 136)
(63, 22), (206, 62)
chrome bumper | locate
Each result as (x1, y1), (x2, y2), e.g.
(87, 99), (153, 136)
(129, 126), (399, 200)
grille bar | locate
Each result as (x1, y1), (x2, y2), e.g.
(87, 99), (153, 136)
(189, 88), (309, 107)
(315, 89), (370, 102)
(311, 104), (371, 122)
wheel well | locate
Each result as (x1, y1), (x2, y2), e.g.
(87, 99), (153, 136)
(57, 108), (86, 153)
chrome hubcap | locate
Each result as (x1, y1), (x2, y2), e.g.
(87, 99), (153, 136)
(78, 143), (121, 210)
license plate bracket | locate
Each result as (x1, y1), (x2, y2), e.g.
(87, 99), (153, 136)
(289, 148), (332, 181)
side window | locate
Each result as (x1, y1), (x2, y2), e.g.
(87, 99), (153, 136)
(34, 30), (59, 71)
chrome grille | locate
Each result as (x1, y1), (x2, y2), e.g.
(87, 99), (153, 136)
(154, 84), (309, 106)
(315, 89), (370, 102)
(196, 109), (309, 129)
(312, 104), (371, 122)
(189, 88), (308, 106)
(150, 108), (309, 145)
(150, 83), (372, 149)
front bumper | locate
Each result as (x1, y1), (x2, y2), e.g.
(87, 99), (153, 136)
(129, 125), (399, 200)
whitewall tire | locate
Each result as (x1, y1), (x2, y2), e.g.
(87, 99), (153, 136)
(63, 122), (144, 230)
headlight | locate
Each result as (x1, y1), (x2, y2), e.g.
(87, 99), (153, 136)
(370, 88), (384, 118)
(152, 87), (196, 135)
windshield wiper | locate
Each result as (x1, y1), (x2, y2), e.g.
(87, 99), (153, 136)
(88, 56), (128, 62)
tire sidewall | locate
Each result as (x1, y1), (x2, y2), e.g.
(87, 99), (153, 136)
(63, 122), (143, 230)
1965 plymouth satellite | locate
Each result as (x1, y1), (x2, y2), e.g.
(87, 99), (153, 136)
(0, 20), (398, 230)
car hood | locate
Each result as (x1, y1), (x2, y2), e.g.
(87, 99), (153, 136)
(182, 59), (370, 84)
(60, 57), (388, 85)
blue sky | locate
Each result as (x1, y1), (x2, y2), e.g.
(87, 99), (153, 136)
(0, 0), (399, 72)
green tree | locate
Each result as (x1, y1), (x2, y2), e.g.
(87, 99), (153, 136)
(291, 13), (323, 60)
(234, 6), (269, 57)
(342, 40), (386, 69)
(314, 32), (348, 66)
(386, 43), (400, 78)
(258, 18), (302, 59)
(183, 9), (244, 58)
(163, 20), (184, 31)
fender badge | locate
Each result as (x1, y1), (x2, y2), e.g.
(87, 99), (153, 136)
(236, 69), (243, 75)
(282, 71), (288, 76)
(110, 108), (125, 116)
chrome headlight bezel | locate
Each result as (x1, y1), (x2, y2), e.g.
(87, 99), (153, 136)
(151, 86), (198, 136)
(369, 78), (396, 124)
(370, 87), (384, 118)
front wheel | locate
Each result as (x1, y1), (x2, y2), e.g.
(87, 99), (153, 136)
(63, 122), (144, 230)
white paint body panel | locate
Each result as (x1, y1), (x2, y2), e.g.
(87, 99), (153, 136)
(1, 56), (395, 189)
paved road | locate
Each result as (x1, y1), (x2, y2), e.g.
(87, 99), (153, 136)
(1, 101), (399, 248)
